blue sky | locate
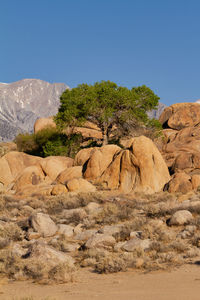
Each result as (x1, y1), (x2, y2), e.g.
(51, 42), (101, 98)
(1, 0), (200, 105)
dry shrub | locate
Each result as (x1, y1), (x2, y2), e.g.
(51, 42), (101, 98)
(169, 240), (189, 253)
(0, 223), (24, 241)
(95, 255), (127, 273)
(23, 259), (76, 283)
(0, 250), (22, 278)
(45, 193), (97, 215)
(23, 261), (48, 280)
(0, 247), (76, 283)
(27, 198), (45, 210)
(93, 202), (134, 225)
(48, 262), (76, 283)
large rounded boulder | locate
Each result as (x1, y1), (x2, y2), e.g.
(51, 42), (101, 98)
(159, 103), (200, 130)
(83, 136), (170, 194)
(34, 117), (56, 134)
(39, 156), (74, 181)
(0, 151), (42, 187)
(83, 145), (121, 182)
(99, 136), (170, 193)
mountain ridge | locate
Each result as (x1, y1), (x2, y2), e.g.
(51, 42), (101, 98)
(0, 79), (69, 141)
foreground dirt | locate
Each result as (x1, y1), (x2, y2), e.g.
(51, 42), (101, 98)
(1, 263), (200, 300)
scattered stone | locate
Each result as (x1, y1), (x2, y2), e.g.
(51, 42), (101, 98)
(11, 243), (27, 257)
(130, 231), (142, 239)
(85, 234), (116, 250)
(25, 240), (75, 268)
(114, 241), (126, 251)
(30, 213), (58, 237)
(75, 229), (97, 241)
(169, 210), (193, 226)
(122, 238), (151, 252)
(57, 224), (74, 238)
(73, 223), (84, 235)
(26, 230), (41, 241)
(60, 242), (80, 253)
(99, 225), (122, 236)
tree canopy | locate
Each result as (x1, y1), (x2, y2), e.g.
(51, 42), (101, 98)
(55, 81), (160, 145)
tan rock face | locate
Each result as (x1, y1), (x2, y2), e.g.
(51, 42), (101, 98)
(39, 156), (74, 181)
(161, 126), (200, 170)
(167, 172), (192, 194)
(34, 117), (56, 133)
(74, 148), (95, 166)
(66, 178), (96, 193)
(56, 166), (82, 184)
(159, 103), (200, 193)
(34, 117), (102, 140)
(0, 151), (42, 187)
(83, 145), (121, 182)
(12, 165), (45, 193)
(51, 184), (68, 195)
(159, 103), (200, 130)
(72, 126), (102, 139)
(98, 136), (170, 194)
(0, 142), (17, 157)
(191, 174), (200, 190)
(15, 183), (53, 197)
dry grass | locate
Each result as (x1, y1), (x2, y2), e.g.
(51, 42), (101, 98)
(0, 190), (200, 280)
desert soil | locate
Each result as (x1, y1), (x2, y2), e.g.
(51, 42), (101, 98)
(1, 263), (200, 300)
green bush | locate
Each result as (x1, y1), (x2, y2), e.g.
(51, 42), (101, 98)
(15, 127), (82, 158)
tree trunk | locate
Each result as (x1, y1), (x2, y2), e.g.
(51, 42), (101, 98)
(102, 133), (108, 145)
(102, 126), (108, 145)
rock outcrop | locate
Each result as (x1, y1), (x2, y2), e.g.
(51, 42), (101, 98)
(34, 117), (56, 134)
(159, 103), (200, 130)
(34, 117), (103, 140)
(159, 102), (200, 193)
(83, 145), (121, 182)
(0, 151), (42, 187)
(82, 136), (170, 194)
(0, 136), (170, 196)
(39, 156), (74, 181)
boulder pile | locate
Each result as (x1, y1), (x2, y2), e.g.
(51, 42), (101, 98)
(0, 136), (170, 197)
(159, 103), (200, 193)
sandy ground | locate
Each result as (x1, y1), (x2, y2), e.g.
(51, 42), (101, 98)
(1, 263), (200, 300)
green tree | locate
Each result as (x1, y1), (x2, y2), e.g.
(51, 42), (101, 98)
(55, 81), (160, 145)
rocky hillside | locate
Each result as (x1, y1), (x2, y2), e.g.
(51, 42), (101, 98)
(0, 136), (199, 282)
(0, 79), (69, 141)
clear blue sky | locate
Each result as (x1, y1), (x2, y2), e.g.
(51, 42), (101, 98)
(1, 0), (200, 105)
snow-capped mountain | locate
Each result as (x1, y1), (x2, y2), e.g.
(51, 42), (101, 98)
(0, 79), (69, 141)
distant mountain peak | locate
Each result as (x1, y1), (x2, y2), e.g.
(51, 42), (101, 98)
(0, 79), (69, 141)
